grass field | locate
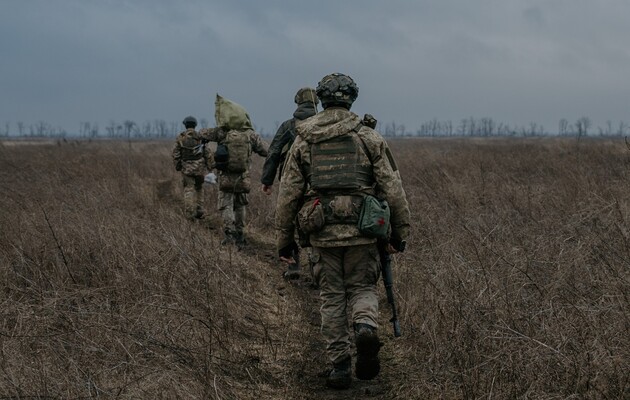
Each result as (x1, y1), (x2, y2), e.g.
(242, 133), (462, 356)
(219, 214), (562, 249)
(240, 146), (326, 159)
(0, 137), (628, 399)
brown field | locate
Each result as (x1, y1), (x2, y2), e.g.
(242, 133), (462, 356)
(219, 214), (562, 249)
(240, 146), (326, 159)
(0, 137), (628, 399)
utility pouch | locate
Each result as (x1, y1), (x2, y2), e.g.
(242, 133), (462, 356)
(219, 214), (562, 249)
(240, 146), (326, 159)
(357, 195), (390, 239)
(214, 143), (229, 171)
(326, 195), (362, 224)
(297, 198), (325, 234)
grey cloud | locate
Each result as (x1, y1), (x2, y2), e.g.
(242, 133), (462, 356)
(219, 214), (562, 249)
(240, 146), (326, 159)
(1, 0), (629, 135)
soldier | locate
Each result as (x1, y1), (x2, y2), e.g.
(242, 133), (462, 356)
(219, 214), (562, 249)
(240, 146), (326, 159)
(260, 87), (319, 194)
(275, 73), (410, 389)
(199, 124), (268, 247)
(172, 116), (211, 220)
(261, 87), (319, 279)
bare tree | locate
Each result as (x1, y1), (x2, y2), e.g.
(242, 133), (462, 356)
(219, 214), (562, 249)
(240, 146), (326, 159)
(559, 118), (568, 136)
(575, 116), (591, 140)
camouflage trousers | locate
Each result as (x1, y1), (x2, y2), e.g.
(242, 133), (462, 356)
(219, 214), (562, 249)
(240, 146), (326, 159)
(310, 243), (380, 364)
(182, 174), (204, 219)
(218, 191), (248, 235)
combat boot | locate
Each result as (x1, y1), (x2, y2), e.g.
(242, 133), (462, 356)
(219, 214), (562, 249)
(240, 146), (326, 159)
(354, 323), (381, 380)
(326, 356), (351, 390)
(234, 232), (247, 250)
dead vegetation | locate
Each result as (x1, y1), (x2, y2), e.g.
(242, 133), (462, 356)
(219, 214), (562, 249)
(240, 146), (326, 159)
(0, 138), (628, 399)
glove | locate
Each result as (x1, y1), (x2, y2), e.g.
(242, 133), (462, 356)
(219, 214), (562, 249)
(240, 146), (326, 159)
(279, 241), (299, 259)
(389, 238), (406, 253)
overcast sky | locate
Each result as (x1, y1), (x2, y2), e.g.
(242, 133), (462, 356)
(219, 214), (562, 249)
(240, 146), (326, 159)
(1, 0), (628, 135)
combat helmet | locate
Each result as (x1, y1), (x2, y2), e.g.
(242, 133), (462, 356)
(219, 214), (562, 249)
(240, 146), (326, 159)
(182, 116), (197, 128)
(316, 73), (358, 109)
(294, 87), (319, 105)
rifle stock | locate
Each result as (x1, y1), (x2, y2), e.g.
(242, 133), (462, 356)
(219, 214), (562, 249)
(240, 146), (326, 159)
(378, 241), (401, 337)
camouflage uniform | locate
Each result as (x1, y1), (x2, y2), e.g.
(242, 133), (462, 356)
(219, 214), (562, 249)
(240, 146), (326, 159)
(172, 127), (212, 219)
(275, 106), (410, 367)
(200, 127), (268, 241)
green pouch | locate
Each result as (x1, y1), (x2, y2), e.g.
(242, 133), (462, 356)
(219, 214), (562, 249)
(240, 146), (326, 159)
(357, 195), (390, 238)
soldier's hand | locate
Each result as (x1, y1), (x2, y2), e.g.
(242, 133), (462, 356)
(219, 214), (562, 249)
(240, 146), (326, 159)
(279, 242), (299, 264)
(280, 256), (296, 265)
(261, 184), (273, 195)
(386, 244), (398, 254)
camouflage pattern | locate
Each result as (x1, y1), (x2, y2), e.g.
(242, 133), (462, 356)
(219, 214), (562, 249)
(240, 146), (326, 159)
(182, 175), (205, 218)
(218, 191), (248, 235)
(172, 128), (212, 219)
(310, 244), (381, 364)
(200, 127), (268, 232)
(212, 128), (268, 194)
(275, 107), (410, 250)
(172, 128), (211, 176)
(294, 87), (319, 105)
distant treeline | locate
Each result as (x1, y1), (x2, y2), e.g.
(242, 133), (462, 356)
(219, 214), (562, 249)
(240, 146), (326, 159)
(1, 116), (628, 138)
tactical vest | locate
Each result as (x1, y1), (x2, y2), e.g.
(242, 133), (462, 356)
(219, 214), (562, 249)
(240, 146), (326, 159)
(309, 133), (374, 191)
(179, 133), (204, 161)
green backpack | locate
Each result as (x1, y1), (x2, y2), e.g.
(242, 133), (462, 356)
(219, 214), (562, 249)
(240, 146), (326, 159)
(222, 130), (251, 173)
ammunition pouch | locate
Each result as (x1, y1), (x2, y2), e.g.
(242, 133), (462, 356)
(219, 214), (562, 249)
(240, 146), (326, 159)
(298, 195), (364, 235)
(297, 198), (325, 235)
(323, 195), (363, 225)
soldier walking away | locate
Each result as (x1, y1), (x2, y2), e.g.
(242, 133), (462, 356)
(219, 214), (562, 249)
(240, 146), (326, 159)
(200, 97), (268, 248)
(275, 73), (410, 389)
(261, 87), (319, 279)
(172, 116), (211, 220)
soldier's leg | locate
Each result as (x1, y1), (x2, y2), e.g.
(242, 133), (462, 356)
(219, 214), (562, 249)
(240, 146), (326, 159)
(344, 243), (382, 380)
(193, 175), (205, 218)
(218, 190), (236, 239)
(182, 175), (196, 219)
(233, 193), (248, 236)
(345, 243), (380, 327)
(311, 247), (351, 365)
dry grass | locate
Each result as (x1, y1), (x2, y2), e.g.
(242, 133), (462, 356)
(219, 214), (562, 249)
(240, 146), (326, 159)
(0, 137), (628, 399)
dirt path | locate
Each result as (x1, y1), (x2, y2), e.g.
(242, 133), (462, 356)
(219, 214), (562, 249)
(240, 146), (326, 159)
(242, 232), (395, 399)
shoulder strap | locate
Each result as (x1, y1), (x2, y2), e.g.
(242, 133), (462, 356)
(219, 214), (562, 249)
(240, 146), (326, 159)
(352, 122), (374, 164)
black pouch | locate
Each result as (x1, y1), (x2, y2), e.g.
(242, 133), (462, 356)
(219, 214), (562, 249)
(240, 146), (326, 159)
(214, 143), (229, 171)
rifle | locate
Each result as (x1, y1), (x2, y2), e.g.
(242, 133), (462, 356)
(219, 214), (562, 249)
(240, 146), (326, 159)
(378, 239), (405, 337)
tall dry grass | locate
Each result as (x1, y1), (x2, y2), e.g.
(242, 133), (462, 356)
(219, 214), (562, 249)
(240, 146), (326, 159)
(0, 138), (628, 399)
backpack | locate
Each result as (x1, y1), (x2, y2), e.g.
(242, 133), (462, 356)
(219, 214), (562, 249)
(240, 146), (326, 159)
(219, 130), (251, 173)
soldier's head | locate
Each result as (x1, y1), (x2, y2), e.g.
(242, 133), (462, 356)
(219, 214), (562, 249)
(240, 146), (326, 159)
(315, 73), (358, 110)
(294, 87), (319, 105)
(182, 116), (197, 129)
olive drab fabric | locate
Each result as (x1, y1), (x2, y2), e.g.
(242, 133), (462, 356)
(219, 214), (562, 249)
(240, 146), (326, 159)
(222, 129), (251, 173)
(309, 133), (374, 191)
(172, 127), (212, 219)
(172, 128), (210, 176)
(275, 107), (411, 249)
(198, 127), (268, 194)
(215, 94), (253, 131)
